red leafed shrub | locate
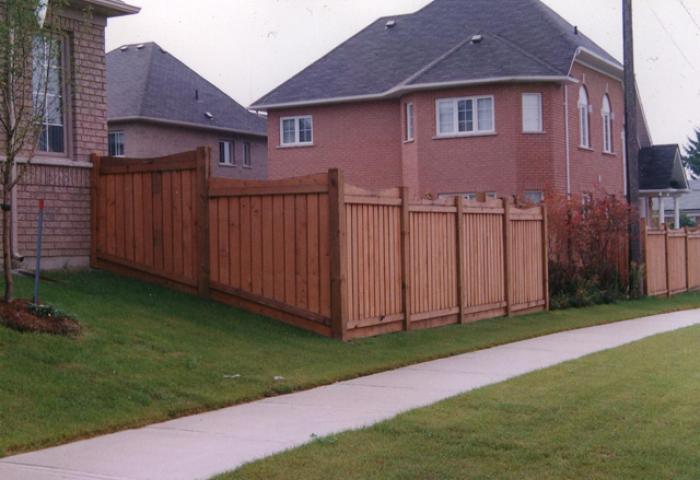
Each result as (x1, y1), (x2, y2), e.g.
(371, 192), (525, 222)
(545, 192), (631, 309)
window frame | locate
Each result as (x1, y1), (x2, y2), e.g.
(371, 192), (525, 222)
(405, 102), (414, 142)
(280, 115), (314, 146)
(108, 131), (125, 157)
(578, 86), (591, 149)
(33, 34), (70, 157)
(522, 93), (543, 133)
(242, 141), (252, 168)
(435, 95), (495, 138)
(524, 190), (545, 205)
(601, 94), (613, 154)
(218, 140), (235, 166)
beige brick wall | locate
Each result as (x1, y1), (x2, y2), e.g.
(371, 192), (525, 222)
(14, 9), (110, 269)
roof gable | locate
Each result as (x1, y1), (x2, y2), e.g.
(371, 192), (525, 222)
(639, 145), (689, 191)
(107, 43), (266, 137)
(253, 0), (620, 109)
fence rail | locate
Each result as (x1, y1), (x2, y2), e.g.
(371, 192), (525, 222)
(91, 149), (549, 340)
(644, 226), (700, 297)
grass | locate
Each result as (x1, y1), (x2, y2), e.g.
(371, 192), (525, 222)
(222, 324), (700, 480)
(1, 271), (700, 457)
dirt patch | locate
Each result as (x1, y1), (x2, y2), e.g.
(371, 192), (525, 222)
(0, 300), (80, 336)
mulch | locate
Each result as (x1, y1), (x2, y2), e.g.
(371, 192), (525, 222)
(0, 300), (81, 336)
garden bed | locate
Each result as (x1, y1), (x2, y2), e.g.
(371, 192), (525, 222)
(0, 300), (80, 336)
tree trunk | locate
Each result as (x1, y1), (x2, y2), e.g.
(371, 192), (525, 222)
(3, 187), (12, 303)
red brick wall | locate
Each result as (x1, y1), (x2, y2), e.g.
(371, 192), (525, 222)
(266, 64), (626, 200)
(110, 121), (268, 180)
(267, 101), (403, 190)
(567, 63), (626, 197)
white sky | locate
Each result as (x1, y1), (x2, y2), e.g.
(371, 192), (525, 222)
(105, 0), (700, 147)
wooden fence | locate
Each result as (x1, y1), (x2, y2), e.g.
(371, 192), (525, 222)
(91, 148), (549, 340)
(644, 226), (700, 297)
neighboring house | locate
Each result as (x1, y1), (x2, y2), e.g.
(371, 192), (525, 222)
(639, 145), (690, 228)
(15, 0), (140, 270)
(106, 42), (267, 179)
(677, 179), (700, 226)
(252, 0), (653, 201)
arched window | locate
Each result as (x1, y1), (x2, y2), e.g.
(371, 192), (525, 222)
(602, 95), (613, 153)
(578, 86), (590, 148)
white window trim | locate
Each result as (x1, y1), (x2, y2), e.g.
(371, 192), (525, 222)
(242, 141), (252, 168)
(218, 140), (235, 166)
(405, 102), (414, 142)
(578, 87), (591, 149)
(280, 115), (314, 146)
(522, 93), (543, 133)
(435, 95), (495, 138)
(108, 131), (125, 157)
(602, 95), (613, 154)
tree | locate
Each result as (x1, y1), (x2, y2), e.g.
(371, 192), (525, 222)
(0, 0), (65, 302)
(683, 128), (700, 179)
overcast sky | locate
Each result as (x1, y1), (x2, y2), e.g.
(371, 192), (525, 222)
(105, 0), (700, 148)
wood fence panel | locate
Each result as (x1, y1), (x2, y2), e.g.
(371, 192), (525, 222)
(345, 201), (403, 329)
(93, 151), (200, 290)
(688, 233), (700, 291)
(645, 231), (668, 296)
(667, 231), (687, 294)
(510, 215), (546, 310)
(409, 210), (459, 321)
(462, 210), (506, 317)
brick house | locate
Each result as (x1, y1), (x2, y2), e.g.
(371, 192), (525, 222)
(252, 0), (651, 201)
(106, 42), (267, 179)
(15, 0), (139, 270)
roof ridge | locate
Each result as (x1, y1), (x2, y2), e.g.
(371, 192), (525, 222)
(490, 33), (562, 75)
(394, 35), (474, 89)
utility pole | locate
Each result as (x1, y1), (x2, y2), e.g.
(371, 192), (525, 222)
(623, 0), (643, 296)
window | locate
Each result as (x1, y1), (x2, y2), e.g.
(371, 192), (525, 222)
(578, 86), (590, 148)
(108, 132), (124, 157)
(280, 116), (313, 146)
(219, 140), (235, 165)
(33, 36), (66, 154)
(243, 142), (252, 168)
(405, 102), (414, 141)
(436, 96), (494, 137)
(602, 95), (613, 153)
(522, 93), (543, 133)
(524, 191), (544, 205)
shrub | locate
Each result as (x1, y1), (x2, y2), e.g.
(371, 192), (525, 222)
(545, 192), (631, 309)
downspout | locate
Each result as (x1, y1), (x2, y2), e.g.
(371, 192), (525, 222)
(564, 84), (571, 196)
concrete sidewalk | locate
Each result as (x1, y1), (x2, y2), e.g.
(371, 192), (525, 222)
(2, 309), (700, 480)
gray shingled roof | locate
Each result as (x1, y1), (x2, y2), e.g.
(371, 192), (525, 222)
(253, 0), (620, 108)
(107, 43), (266, 137)
(639, 145), (687, 191)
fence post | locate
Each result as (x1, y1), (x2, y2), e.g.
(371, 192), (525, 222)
(328, 169), (348, 340)
(502, 198), (513, 316)
(541, 204), (550, 310)
(664, 224), (671, 297)
(89, 153), (101, 268)
(400, 187), (412, 331)
(454, 196), (466, 323)
(195, 147), (211, 297)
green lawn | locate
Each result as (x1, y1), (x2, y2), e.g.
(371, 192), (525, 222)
(1, 271), (700, 457)
(223, 324), (700, 480)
